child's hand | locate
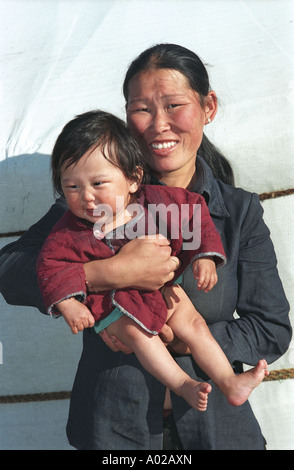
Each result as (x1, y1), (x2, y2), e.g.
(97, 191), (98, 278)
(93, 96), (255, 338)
(57, 297), (95, 334)
(193, 256), (218, 293)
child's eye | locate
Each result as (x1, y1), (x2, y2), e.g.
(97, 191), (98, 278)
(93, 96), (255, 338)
(93, 182), (103, 187)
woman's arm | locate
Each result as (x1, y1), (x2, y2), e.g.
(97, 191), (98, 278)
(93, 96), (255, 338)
(0, 197), (67, 312)
(83, 235), (178, 292)
(0, 199), (178, 313)
(84, 194), (292, 363)
(210, 193), (291, 367)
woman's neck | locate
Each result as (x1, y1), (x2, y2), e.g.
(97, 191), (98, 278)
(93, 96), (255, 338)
(159, 169), (197, 191)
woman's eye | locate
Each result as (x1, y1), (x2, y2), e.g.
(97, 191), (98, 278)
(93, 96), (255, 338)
(167, 103), (180, 109)
(94, 182), (103, 187)
(129, 107), (150, 113)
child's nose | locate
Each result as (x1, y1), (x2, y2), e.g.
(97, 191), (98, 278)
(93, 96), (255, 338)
(82, 188), (95, 202)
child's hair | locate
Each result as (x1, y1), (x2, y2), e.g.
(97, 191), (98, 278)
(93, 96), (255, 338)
(51, 110), (148, 196)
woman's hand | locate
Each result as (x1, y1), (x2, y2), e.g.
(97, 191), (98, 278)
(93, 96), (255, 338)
(159, 323), (191, 355)
(99, 317), (190, 356)
(84, 234), (180, 292)
(100, 324), (191, 355)
(99, 328), (133, 354)
(117, 235), (180, 291)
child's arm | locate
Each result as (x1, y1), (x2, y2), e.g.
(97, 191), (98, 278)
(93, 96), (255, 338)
(57, 297), (95, 334)
(193, 256), (218, 293)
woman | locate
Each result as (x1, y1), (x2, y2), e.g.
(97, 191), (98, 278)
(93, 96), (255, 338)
(0, 44), (291, 450)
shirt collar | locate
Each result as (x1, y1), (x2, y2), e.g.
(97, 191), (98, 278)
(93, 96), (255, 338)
(150, 156), (230, 218)
(192, 156), (230, 218)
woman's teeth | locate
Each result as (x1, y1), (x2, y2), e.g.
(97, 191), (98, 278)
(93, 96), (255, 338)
(151, 141), (177, 149)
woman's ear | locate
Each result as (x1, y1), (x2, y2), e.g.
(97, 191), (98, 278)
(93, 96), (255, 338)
(205, 90), (218, 124)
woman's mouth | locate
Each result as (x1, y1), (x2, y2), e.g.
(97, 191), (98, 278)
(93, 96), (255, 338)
(150, 140), (177, 150)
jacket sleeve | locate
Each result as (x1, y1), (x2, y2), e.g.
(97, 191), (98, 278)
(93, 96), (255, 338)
(0, 197), (67, 313)
(180, 193), (226, 268)
(36, 226), (87, 316)
(210, 193), (292, 366)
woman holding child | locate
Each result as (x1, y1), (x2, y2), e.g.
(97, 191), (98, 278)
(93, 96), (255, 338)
(0, 44), (291, 450)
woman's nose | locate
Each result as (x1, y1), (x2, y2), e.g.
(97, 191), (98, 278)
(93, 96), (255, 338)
(152, 109), (171, 134)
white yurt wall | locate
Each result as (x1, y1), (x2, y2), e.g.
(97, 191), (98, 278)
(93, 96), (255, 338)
(0, 0), (293, 450)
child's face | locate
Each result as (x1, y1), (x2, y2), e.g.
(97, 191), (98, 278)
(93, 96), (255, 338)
(61, 145), (139, 232)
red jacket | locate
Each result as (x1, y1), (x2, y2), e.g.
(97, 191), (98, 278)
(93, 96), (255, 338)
(37, 185), (226, 334)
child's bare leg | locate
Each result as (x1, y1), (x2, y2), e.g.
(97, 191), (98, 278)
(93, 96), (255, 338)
(105, 315), (211, 411)
(163, 284), (268, 406)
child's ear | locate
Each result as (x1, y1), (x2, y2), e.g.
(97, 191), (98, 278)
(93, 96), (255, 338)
(129, 167), (144, 193)
(129, 181), (138, 194)
(137, 167), (144, 183)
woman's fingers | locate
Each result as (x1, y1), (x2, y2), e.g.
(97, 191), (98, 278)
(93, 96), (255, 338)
(118, 236), (179, 290)
(99, 329), (133, 354)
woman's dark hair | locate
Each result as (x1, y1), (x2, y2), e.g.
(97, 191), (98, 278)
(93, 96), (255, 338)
(123, 43), (234, 186)
(51, 110), (148, 196)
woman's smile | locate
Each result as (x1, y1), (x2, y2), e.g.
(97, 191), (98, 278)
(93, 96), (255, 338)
(126, 68), (214, 186)
(150, 140), (178, 151)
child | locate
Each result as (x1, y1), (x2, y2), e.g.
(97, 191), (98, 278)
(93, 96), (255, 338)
(37, 110), (268, 412)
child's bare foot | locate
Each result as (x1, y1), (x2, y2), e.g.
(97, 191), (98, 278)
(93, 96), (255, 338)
(224, 359), (269, 406)
(180, 379), (212, 412)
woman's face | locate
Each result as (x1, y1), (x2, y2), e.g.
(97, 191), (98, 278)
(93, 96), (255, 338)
(126, 68), (216, 187)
